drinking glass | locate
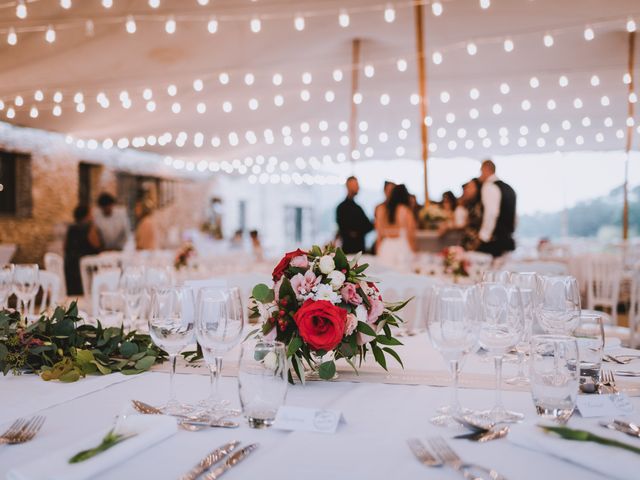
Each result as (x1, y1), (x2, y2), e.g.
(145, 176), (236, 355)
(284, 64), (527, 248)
(120, 266), (145, 330)
(574, 311), (604, 384)
(196, 287), (245, 419)
(0, 264), (14, 309)
(536, 275), (581, 335)
(144, 266), (173, 291)
(530, 335), (580, 422)
(426, 285), (480, 426)
(482, 270), (511, 283)
(98, 291), (125, 327)
(506, 272), (537, 386)
(476, 282), (525, 423)
(238, 339), (288, 428)
(13, 264), (39, 321)
(148, 286), (196, 414)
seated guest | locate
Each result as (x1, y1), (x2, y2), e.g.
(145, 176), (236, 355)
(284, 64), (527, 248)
(93, 192), (131, 251)
(64, 205), (102, 296)
(134, 200), (158, 250)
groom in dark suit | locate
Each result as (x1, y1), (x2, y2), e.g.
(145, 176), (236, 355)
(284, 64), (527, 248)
(336, 176), (374, 254)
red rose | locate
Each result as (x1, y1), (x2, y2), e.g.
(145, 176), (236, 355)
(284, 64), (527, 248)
(293, 300), (347, 352)
(272, 249), (307, 281)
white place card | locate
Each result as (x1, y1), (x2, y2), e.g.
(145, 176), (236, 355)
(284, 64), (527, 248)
(272, 406), (346, 434)
(576, 393), (634, 418)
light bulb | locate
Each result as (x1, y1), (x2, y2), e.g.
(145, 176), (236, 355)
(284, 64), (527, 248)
(207, 17), (218, 33)
(149, 0), (160, 7)
(126, 16), (137, 34)
(165, 17), (176, 34)
(45, 25), (56, 43)
(333, 69), (343, 82)
(397, 58), (407, 72)
(584, 26), (594, 41)
(364, 64), (375, 78)
(432, 1), (443, 16)
(543, 33), (554, 47)
(219, 72), (229, 84)
(250, 17), (261, 33)
(7, 28), (17, 46)
(294, 15), (305, 31)
(339, 10), (350, 27)
(193, 78), (203, 91)
(627, 18), (637, 32)
(16, 0), (27, 19)
(467, 42), (477, 55)
(60, 0), (72, 9)
(432, 51), (443, 64)
(529, 77), (540, 88)
(102, 0), (113, 8)
(384, 4), (395, 23)
(503, 39), (514, 52)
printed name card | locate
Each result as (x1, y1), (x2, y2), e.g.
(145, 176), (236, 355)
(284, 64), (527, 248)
(576, 393), (634, 418)
(272, 406), (346, 434)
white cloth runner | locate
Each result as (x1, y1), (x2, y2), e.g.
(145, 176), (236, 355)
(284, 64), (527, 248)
(508, 422), (640, 480)
(7, 415), (177, 480)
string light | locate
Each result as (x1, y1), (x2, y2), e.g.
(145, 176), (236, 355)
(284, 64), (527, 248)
(503, 39), (514, 52)
(294, 15), (305, 31)
(339, 10), (350, 27)
(45, 26), (56, 43)
(7, 28), (17, 46)
(432, 51), (443, 65)
(584, 26), (595, 41)
(627, 18), (637, 32)
(333, 69), (343, 82)
(102, 0), (113, 8)
(397, 58), (407, 72)
(165, 16), (176, 34)
(384, 4), (396, 23)
(126, 16), (137, 34)
(16, 0), (27, 19)
(590, 75), (600, 86)
(432, 2), (443, 16)
(543, 33), (554, 47)
(149, 0), (160, 7)
(60, 0), (72, 9)
(250, 17), (261, 33)
(480, 0), (490, 9)
(466, 42), (478, 55)
(207, 17), (218, 33)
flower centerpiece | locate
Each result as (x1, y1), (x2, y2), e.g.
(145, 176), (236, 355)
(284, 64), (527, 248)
(441, 246), (469, 277)
(419, 203), (448, 230)
(174, 242), (195, 270)
(250, 245), (409, 383)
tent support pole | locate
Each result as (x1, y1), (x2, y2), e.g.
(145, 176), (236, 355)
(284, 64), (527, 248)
(624, 31), (636, 240)
(349, 38), (361, 166)
(414, 3), (430, 205)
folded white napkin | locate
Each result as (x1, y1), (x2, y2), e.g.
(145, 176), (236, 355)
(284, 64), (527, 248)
(509, 422), (640, 480)
(7, 415), (177, 480)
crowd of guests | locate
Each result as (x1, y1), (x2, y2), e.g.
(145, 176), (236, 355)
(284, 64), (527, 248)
(335, 159), (517, 264)
(64, 193), (158, 295)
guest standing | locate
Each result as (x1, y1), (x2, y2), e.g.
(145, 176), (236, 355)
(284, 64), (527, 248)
(135, 200), (158, 250)
(64, 205), (102, 295)
(375, 184), (417, 268)
(460, 178), (483, 251)
(336, 176), (374, 254)
(93, 193), (131, 251)
(373, 180), (396, 252)
(477, 160), (517, 257)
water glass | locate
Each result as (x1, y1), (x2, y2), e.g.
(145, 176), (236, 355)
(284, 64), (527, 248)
(148, 286), (196, 414)
(574, 311), (604, 384)
(98, 291), (125, 326)
(0, 264), (14, 309)
(238, 339), (287, 428)
(426, 285), (480, 426)
(530, 335), (580, 422)
(481, 270), (511, 283)
(536, 275), (581, 335)
(120, 266), (145, 330)
(506, 272), (537, 386)
(13, 264), (39, 321)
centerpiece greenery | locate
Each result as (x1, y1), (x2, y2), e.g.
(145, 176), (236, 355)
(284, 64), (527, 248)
(0, 302), (166, 382)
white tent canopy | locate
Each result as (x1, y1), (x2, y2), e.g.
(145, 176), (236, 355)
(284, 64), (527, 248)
(1, 0), (639, 177)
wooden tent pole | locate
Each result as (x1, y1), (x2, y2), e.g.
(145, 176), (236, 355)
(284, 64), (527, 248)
(624, 31), (636, 240)
(414, 3), (430, 205)
(349, 38), (361, 164)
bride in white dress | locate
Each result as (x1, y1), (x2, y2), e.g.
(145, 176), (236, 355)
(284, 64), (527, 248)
(375, 184), (417, 269)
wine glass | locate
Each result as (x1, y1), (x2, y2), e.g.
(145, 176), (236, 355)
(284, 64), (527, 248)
(506, 272), (537, 386)
(120, 266), (145, 330)
(98, 291), (125, 327)
(13, 264), (39, 321)
(482, 270), (511, 283)
(426, 285), (481, 426)
(0, 264), (14, 309)
(148, 286), (196, 414)
(476, 282), (525, 424)
(196, 287), (245, 419)
(536, 275), (581, 335)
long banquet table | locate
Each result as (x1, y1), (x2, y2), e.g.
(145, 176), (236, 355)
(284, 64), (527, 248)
(2, 334), (639, 480)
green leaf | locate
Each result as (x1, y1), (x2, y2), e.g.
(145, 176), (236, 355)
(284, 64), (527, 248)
(287, 337), (303, 357)
(382, 347), (404, 368)
(540, 425), (640, 455)
(354, 263), (369, 274)
(375, 335), (403, 346)
(356, 321), (377, 337)
(69, 430), (135, 464)
(120, 342), (138, 358)
(310, 245), (322, 257)
(291, 355), (305, 385)
(279, 277), (297, 304)
(385, 297), (413, 312)
(334, 248), (349, 271)
(252, 284), (275, 304)
(91, 361), (112, 375)
(134, 356), (156, 371)
(0, 343), (8, 361)
(318, 360), (336, 380)
(59, 369), (82, 382)
(371, 344), (387, 371)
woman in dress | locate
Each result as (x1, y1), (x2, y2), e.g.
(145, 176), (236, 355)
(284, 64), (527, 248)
(64, 205), (102, 295)
(134, 200), (158, 250)
(460, 178), (483, 251)
(375, 184), (417, 268)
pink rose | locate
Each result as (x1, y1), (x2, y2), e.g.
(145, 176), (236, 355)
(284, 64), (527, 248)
(290, 254), (309, 269)
(290, 270), (321, 301)
(345, 313), (358, 336)
(340, 283), (363, 305)
(367, 296), (385, 323)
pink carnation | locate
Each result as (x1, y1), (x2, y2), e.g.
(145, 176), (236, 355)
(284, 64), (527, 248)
(290, 254), (309, 269)
(341, 283), (363, 305)
(290, 270), (321, 301)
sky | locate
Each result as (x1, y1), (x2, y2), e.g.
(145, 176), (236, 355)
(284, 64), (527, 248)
(331, 150), (640, 215)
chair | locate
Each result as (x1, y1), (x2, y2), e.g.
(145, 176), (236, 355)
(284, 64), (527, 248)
(44, 252), (66, 297)
(27, 271), (61, 317)
(80, 253), (122, 297)
(91, 269), (121, 317)
(629, 270), (640, 348)
(585, 253), (624, 324)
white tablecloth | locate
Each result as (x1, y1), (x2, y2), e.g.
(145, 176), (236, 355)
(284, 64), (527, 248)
(2, 335), (640, 480)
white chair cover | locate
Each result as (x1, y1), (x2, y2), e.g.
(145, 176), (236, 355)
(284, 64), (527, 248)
(585, 253), (623, 324)
(27, 270), (61, 317)
(44, 252), (66, 297)
(91, 269), (121, 317)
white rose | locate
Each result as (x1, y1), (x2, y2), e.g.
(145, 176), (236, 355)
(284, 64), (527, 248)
(313, 283), (341, 304)
(355, 304), (368, 323)
(262, 351), (279, 371)
(319, 255), (336, 274)
(327, 270), (346, 290)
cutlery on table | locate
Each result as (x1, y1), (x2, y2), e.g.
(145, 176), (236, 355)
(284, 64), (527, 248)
(452, 416), (509, 442)
(203, 443), (259, 480)
(600, 419), (640, 438)
(179, 441), (240, 480)
(428, 436), (508, 480)
(407, 438), (442, 467)
(614, 370), (640, 377)
(0, 416), (46, 445)
(599, 370), (619, 394)
(131, 400), (197, 419)
(178, 420), (240, 431)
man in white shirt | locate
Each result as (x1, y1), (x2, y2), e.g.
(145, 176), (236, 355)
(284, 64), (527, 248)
(477, 160), (516, 257)
(93, 193), (131, 251)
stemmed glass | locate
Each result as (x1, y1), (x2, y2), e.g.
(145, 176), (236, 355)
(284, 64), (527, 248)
(0, 264), (14, 309)
(13, 264), (39, 322)
(148, 286), (196, 414)
(482, 270), (511, 283)
(536, 275), (581, 335)
(120, 266), (145, 330)
(476, 282), (525, 424)
(426, 285), (480, 426)
(196, 287), (245, 419)
(506, 272), (537, 386)
(99, 291), (125, 326)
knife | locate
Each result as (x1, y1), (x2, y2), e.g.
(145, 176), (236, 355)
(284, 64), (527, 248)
(599, 420), (640, 438)
(179, 441), (240, 480)
(180, 420), (240, 429)
(204, 443), (259, 480)
(613, 419), (640, 437)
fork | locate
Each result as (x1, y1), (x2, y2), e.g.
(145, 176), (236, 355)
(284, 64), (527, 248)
(0, 416), (46, 445)
(407, 438), (442, 467)
(428, 436), (508, 480)
(600, 369), (619, 394)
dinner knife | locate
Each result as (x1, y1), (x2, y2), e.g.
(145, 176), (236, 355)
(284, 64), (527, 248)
(179, 441), (240, 480)
(180, 419), (240, 429)
(203, 443), (259, 480)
